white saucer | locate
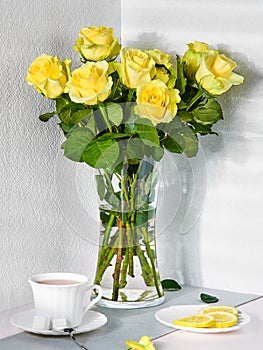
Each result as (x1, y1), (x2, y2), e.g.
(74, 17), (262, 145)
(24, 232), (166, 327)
(10, 309), (107, 336)
(155, 304), (251, 334)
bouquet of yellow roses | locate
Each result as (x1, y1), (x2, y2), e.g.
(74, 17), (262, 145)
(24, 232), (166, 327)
(26, 26), (243, 306)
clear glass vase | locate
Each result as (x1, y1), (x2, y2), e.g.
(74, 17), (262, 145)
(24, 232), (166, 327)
(94, 156), (164, 308)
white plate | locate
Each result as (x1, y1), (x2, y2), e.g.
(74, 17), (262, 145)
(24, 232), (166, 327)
(155, 304), (251, 333)
(10, 309), (107, 336)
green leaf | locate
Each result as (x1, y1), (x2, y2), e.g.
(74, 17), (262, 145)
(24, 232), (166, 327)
(105, 102), (123, 126)
(59, 106), (72, 125)
(59, 122), (72, 134)
(61, 128), (94, 161)
(135, 209), (155, 227)
(151, 145), (164, 161)
(98, 132), (130, 141)
(56, 95), (87, 125)
(192, 98), (223, 125)
(177, 100), (188, 110)
(84, 113), (96, 134)
(191, 122), (216, 136)
(123, 106), (138, 133)
(104, 190), (121, 207)
(82, 138), (119, 171)
(39, 112), (56, 122)
(200, 293), (219, 303)
(182, 133), (199, 158)
(135, 118), (160, 146)
(56, 94), (85, 114)
(127, 138), (146, 159)
(159, 117), (198, 157)
(161, 279), (182, 291)
(138, 160), (154, 179)
(71, 109), (92, 124)
(135, 117), (155, 128)
(162, 135), (184, 154)
(177, 122), (199, 157)
(178, 110), (193, 123)
(95, 175), (106, 201)
(186, 88), (205, 111)
(159, 114), (183, 134)
(175, 55), (187, 95)
(56, 95), (70, 113)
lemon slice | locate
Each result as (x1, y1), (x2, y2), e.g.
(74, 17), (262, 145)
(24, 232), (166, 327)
(173, 314), (215, 328)
(206, 311), (238, 328)
(198, 305), (238, 316)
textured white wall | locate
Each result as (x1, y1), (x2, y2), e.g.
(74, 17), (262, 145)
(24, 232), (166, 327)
(0, 0), (121, 311)
(122, 0), (263, 295)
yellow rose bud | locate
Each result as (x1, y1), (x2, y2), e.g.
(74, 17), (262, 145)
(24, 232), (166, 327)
(116, 48), (155, 89)
(65, 61), (112, 105)
(134, 79), (181, 125)
(182, 41), (214, 80)
(195, 52), (244, 95)
(26, 54), (71, 98)
(74, 26), (121, 61)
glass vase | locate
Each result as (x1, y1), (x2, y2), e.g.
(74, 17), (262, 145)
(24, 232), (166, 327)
(94, 156), (164, 308)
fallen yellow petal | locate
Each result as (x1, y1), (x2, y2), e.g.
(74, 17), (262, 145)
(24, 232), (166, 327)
(126, 336), (156, 350)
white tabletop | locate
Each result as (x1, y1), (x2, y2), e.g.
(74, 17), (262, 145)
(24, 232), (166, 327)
(0, 303), (34, 340)
(1, 292), (262, 349)
(153, 297), (263, 350)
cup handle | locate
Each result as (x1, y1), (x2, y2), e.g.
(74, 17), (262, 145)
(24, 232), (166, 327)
(82, 284), (102, 316)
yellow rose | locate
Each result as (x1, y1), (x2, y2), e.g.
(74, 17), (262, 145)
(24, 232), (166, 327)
(195, 52), (244, 95)
(74, 26), (121, 61)
(182, 41), (214, 79)
(26, 54), (71, 98)
(134, 80), (181, 125)
(116, 48), (155, 89)
(65, 61), (112, 105)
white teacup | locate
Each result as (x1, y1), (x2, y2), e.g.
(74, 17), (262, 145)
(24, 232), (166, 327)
(29, 272), (102, 328)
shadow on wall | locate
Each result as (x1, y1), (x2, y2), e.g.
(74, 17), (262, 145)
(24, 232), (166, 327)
(157, 51), (258, 287)
(157, 147), (207, 287)
(125, 32), (171, 52)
